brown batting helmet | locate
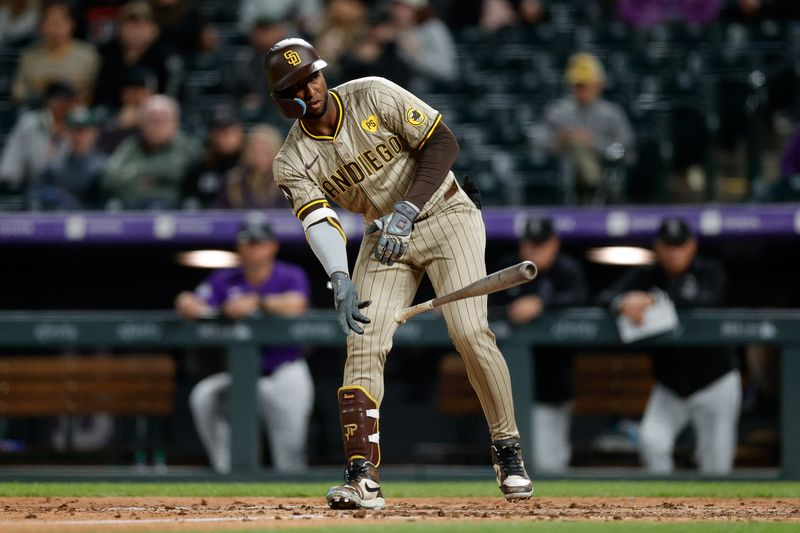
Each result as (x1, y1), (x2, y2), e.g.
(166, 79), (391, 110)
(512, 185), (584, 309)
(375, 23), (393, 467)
(265, 38), (328, 119)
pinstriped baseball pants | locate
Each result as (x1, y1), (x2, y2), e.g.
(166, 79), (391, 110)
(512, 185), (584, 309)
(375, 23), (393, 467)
(345, 188), (520, 441)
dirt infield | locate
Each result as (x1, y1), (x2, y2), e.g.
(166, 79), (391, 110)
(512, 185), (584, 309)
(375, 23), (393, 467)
(0, 496), (799, 531)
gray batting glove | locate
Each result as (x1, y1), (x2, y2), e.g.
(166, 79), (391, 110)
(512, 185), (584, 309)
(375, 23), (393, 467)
(366, 200), (420, 266)
(330, 271), (371, 335)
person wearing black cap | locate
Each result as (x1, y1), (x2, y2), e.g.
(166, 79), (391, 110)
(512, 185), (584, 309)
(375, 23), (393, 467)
(96, 67), (158, 154)
(597, 217), (740, 474)
(93, 1), (168, 110)
(495, 216), (588, 472)
(0, 80), (78, 191)
(181, 108), (245, 208)
(175, 216), (314, 473)
(35, 106), (107, 209)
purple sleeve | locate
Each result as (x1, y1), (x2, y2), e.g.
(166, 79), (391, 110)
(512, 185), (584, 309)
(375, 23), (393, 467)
(617, 0), (662, 28)
(193, 271), (229, 308)
(281, 266), (311, 299)
(780, 126), (800, 177)
(682, 0), (721, 26)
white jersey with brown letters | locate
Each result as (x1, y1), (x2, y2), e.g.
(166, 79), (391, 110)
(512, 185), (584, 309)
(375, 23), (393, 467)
(273, 77), (455, 223)
(274, 75), (521, 446)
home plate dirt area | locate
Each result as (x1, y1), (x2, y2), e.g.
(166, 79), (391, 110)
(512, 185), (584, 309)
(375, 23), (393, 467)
(0, 497), (798, 531)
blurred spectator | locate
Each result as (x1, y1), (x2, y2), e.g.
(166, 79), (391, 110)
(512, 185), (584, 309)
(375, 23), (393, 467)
(0, 80), (77, 190)
(182, 108), (245, 209)
(346, 0), (458, 85)
(150, 0), (203, 55)
(597, 217), (741, 475)
(75, 1), (126, 46)
(176, 216), (313, 473)
(480, 0), (518, 32)
(722, 0), (800, 21)
(0, 0), (40, 46)
(238, 0), (322, 37)
(232, 14), (294, 116)
(531, 53), (634, 205)
(217, 125), (287, 209)
(11, 0), (100, 104)
(102, 94), (199, 209)
(495, 216), (588, 473)
(34, 106), (106, 209)
(93, 1), (168, 110)
(617, 0), (722, 28)
(313, 0), (368, 84)
(97, 67), (158, 154)
(513, 0), (545, 26)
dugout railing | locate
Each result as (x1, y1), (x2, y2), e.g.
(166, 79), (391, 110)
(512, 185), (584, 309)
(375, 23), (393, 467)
(0, 308), (797, 479)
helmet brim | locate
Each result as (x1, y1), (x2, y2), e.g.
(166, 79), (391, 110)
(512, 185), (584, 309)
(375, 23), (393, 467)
(273, 59), (328, 94)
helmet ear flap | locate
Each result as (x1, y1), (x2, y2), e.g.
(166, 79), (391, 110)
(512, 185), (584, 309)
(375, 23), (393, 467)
(272, 96), (307, 119)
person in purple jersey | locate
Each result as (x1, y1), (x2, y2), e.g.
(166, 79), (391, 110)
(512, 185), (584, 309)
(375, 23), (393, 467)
(175, 216), (314, 473)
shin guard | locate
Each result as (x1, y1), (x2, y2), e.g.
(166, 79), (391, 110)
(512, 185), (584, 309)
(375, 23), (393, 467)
(338, 386), (380, 466)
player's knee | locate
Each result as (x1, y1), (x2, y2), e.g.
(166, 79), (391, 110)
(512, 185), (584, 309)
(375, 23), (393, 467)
(449, 323), (492, 348)
(189, 382), (214, 415)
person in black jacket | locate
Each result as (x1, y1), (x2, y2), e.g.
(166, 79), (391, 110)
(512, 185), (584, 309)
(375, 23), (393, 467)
(597, 217), (741, 474)
(498, 216), (588, 472)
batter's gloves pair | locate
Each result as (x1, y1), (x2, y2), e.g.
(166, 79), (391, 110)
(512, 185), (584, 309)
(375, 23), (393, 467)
(367, 200), (420, 266)
(330, 271), (371, 335)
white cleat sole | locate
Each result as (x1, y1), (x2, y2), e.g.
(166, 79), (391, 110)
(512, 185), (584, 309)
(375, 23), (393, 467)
(326, 488), (385, 510)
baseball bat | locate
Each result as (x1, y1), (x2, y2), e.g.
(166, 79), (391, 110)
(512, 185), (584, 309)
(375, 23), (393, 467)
(393, 261), (538, 324)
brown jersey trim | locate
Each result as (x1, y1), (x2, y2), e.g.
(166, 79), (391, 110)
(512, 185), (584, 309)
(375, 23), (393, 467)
(404, 120), (459, 209)
(299, 91), (344, 141)
(296, 198), (329, 220)
(417, 113), (443, 150)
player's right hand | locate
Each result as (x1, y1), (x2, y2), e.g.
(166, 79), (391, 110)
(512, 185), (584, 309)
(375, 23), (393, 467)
(330, 272), (371, 335)
(366, 200), (419, 266)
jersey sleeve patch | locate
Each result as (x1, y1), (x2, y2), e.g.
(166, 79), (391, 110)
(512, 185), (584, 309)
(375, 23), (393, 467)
(406, 107), (427, 127)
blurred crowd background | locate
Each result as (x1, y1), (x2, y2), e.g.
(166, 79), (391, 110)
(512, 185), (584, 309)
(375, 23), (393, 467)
(1, 0), (800, 210)
(0, 0), (798, 474)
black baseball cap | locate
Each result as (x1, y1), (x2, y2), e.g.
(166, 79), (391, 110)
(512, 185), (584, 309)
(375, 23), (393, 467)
(237, 217), (275, 243)
(656, 217), (693, 245)
(522, 216), (555, 244)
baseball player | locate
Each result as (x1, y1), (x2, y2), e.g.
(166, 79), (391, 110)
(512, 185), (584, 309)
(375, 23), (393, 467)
(597, 217), (740, 474)
(265, 38), (532, 509)
(176, 217), (314, 473)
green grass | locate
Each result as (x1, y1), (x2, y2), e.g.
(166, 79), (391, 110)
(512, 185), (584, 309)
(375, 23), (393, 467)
(0, 481), (798, 498)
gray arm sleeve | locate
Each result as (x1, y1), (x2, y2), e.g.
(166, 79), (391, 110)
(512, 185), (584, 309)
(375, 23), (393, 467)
(306, 221), (349, 277)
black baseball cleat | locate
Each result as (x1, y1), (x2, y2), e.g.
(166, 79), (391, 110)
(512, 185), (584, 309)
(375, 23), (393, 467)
(491, 438), (534, 500)
(326, 459), (385, 510)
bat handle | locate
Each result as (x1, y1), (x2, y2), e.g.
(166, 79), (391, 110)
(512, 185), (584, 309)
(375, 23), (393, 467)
(394, 300), (435, 324)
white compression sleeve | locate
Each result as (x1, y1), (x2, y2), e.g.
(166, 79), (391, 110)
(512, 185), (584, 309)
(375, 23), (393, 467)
(306, 221), (349, 277)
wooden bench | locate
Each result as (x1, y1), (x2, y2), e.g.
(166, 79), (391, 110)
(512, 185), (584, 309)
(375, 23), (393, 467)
(0, 355), (175, 460)
(437, 352), (654, 418)
(573, 354), (653, 417)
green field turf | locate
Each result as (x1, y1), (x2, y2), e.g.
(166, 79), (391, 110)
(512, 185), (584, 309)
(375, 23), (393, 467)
(0, 480), (798, 498)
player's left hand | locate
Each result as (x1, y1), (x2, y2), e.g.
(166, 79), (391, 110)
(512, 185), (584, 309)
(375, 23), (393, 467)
(366, 200), (419, 266)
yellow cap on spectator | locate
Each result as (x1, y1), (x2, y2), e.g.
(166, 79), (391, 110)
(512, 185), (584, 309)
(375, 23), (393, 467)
(565, 53), (605, 85)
